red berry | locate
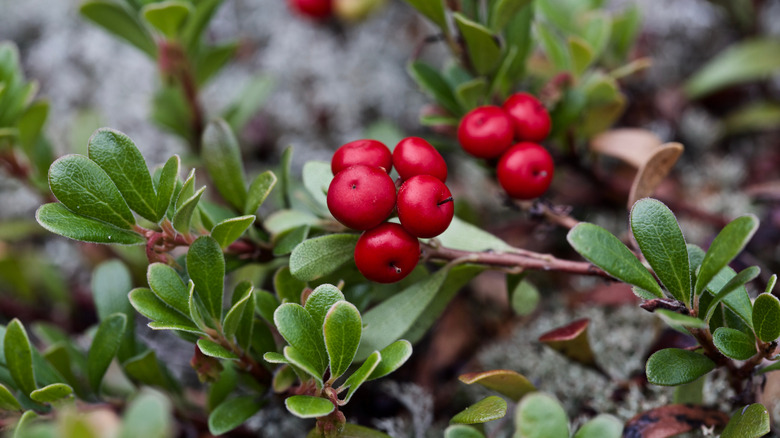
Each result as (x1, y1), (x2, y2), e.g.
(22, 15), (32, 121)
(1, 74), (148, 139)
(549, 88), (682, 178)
(457, 106), (514, 159)
(397, 175), (454, 238)
(331, 139), (393, 175)
(354, 223), (420, 283)
(326, 165), (396, 230)
(497, 142), (554, 200)
(502, 92), (552, 142)
(288, 0), (332, 19)
(392, 137), (447, 182)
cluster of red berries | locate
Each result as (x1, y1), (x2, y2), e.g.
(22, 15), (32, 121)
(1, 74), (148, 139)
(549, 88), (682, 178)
(458, 92), (555, 200)
(327, 138), (454, 283)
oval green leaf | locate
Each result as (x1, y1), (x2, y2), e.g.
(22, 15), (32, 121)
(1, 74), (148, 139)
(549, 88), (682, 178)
(285, 395), (334, 419)
(454, 13), (502, 76)
(88, 128), (157, 222)
(222, 282), (253, 340)
(514, 393), (569, 438)
(208, 396), (265, 435)
(4, 319), (37, 395)
(202, 119), (247, 211)
(155, 155), (180, 222)
(172, 186), (205, 234)
(289, 234), (359, 282)
(211, 215), (255, 249)
(713, 327), (757, 361)
(341, 351), (380, 404)
(0, 383), (20, 411)
(304, 284), (345, 329)
(80, 1), (157, 57)
(703, 265), (760, 324)
(645, 348), (715, 386)
(30, 383), (73, 404)
(694, 215), (759, 297)
(284, 346), (323, 387)
(444, 425), (485, 438)
(87, 313), (127, 392)
(721, 403), (770, 438)
(567, 222), (663, 298)
(129, 287), (201, 333)
(368, 340), (413, 381)
(142, 1), (191, 38)
(407, 61), (461, 116)
(49, 154), (135, 229)
(451, 396), (507, 425)
(119, 389), (173, 438)
(187, 236), (225, 320)
(403, 0), (447, 31)
(630, 198), (691, 306)
(147, 263), (190, 316)
(324, 301), (362, 380)
(302, 161), (331, 212)
(274, 303), (328, 377)
(197, 339), (238, 360)
(244, 170), (277, 215)
(752, 293), (780, 342)
(573, 414), (623, 438)
(36, 203), (145, 245)
(432, 216), (513, 252)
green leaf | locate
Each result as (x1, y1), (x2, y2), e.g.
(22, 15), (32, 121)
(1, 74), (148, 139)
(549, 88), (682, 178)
(582, 13), (611, 61)
(244, 170), (277, 215)
(514, 393), (569, 438)
(721, 404), (770, 438)
(187, 236), (225, 320)
(274, 304), (328, 377)
(573, 414), (623, 438)
(402, 0), (447, 31)
(211, 215), (255, 249)
(172, 186), (205, 234)
(119, 389), (173, 438)
(223, 74), (274, 133)
(535, 24), (570, 72)
(695, 215), (759, 297)
(568, 37), (593, 77)
(17, 100), (49, 151)
(703, 266), (760, 324)
(223, 282), (252, 340)
(302, 161), (331, 212)
(182, 0), (223, 52)
(275, 266), (306, 305)
(323, 301), (362, 380)
(630, 199), (691, 306)
(432, 216), (513, 252)
(122, 350), (170, 389)
(147, 263), (190, 316)
(80, 1), (157, 57)
(341, 351), (381, 403)
(458, 369), (536, 402)
(289, 234), (360, 282)
(87, 313), (127, 392)
(197, 339), (238, 360)
(30, 383), (73, 404)
(36, 203), (145, 245)
(304, 284), (345, 328)
(284, 346), (324, 386)
(368, 340), (412, 381)
(4, 319), (37, 395)
(48, 154), (136, 229)
(154, 155), (179, 222)
(753, 293), (780, 342)
(454, 78), (488, 111)
(609, 4), (640, 59)
(451, 396), (507, 424)
(12, 410), (39, 438)
(254, 289), (280, 324)
(265, 209), (320, 235)
(408, 61), (462, 116)
(645, 348), (715, 386)
(129, 288), (202, 333)
(685, 38), (780, 99)
(87, 128), (157, 222)
(444, 425), (485, 438)
(91, 260), (135, 361)
(713, 327), (756, 360)
(758, 361), (780, 374)
(201, 119), (247, 211)
(0, 383), (21, 411)
(273, 225), (310, 256)
(510, 278), (540, 316)
(285, 395), (334, 418)
(489, 0), (532, 31)
(142, 1), (191, 39)
(567, 222), (663, 298)
(654, 309), (708, 330)
(454, 14), (502, 76)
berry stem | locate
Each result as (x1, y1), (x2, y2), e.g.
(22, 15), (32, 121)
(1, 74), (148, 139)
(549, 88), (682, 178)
(437, 196), (454, 206)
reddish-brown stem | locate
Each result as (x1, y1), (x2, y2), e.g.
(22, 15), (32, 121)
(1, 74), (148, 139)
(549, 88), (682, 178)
(158, 41), (205, 152)
(421, 242), (611, 278)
